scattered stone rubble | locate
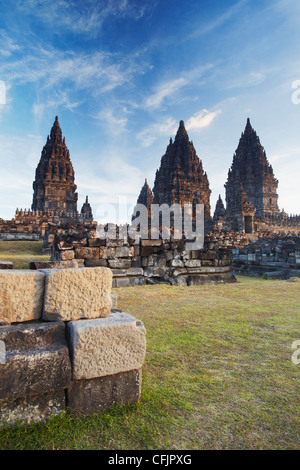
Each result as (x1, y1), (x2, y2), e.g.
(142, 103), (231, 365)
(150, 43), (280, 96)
(231, 236), (300, 279)
(0, 267), (146, 426)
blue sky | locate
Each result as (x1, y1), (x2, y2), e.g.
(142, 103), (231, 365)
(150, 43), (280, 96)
(0, 0), (300, 222)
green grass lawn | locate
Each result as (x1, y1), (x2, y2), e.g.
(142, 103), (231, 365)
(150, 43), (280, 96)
(0, 275), (299, 450)
(0, 241), (50, 269)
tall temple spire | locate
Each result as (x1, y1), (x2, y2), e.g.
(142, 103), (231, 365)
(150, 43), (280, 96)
(32, 116), (78, 214)
(152, 120), (211, 221)
(225, 118), (279, 230)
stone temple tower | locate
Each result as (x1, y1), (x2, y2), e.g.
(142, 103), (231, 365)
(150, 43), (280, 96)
(224, 118), (279, 232)
(152, 120), (211, 221)
(32, 116), (78, 215)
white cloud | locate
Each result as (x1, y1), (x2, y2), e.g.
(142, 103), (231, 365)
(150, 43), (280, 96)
(225, 72), (266, 90)
(91, 107), (128, 135)
(186, 109), (222, 131)
(143, 64), (214, 111)
(136, 117), (177, 147)
(16, 0), (155, 37)
(144, 78), (188, 110)
(189, 0), (249, 39)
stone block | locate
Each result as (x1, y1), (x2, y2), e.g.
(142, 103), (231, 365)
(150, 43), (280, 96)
(115, 246), (134, 258)
(66, 369), (142, 417)
(0, 321), (71, 401)
(0, 270), (45, 324)
(140, 246), (155, 257)
(84, 259), (108, 267)
(0, 262), (13, 269)
(184, 259), (202, 267)
(67, 311), (146, 380)
(99, 247), (116, 259)
(143, 266), (164, 277)
(60, 250), (75, 261)
(42, 267), (112, 321)
(0, 390), (66, 427)
(167, 259), (184, 268)
(127, 267), (144, 276)
(108, 259), (132, 269)
(112, 278), (131, 288)
(141, 240), (163, 247)
(75, 247), (100, 260)
(30, 260), (79, 270)
(88, 238), (106, 247)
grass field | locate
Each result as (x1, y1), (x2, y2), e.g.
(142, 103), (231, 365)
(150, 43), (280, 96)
(0, 241), (50, 269)
(0, 275), (299, 450)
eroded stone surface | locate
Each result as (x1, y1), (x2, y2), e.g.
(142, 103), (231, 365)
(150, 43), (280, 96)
(0, 390), (65, 427)
(0, 270), (45, 323)
(67, 311), (146, 380)
(0, 321), (71, 401)
(66, 369), (142, 417)
(42, 267), (112, 321)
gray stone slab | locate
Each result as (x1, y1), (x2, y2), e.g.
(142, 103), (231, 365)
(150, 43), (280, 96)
(66, 369), (142, 417)
(67, 311), (146, 380)
(0, 321), (71, 401)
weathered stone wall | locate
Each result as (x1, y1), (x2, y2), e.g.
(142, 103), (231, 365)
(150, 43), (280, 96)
(0, 267), (146, 426)
(232, 236), (300, 279)
(48, 225), (236, 286)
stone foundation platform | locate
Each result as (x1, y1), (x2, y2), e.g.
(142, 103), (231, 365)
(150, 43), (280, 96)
(0, 268), (146, 427)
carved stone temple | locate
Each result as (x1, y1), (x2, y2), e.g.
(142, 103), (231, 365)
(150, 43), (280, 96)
(32, 116), (79, 217)
(223, 118), (280, 233)
(133, 120), (212, 234)
(18, 116), (93, 224)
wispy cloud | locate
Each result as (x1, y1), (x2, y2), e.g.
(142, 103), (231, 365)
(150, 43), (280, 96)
(136, 117), (177, 147)
(91, 107), (128, 135)
(16, 0), (155, 36)
(144, 64), (214, 111)
(224, 71), (266, 90)
(144, 78), (188, 110)
(185, 109), (222, 131)
(188, 0), (249, 39)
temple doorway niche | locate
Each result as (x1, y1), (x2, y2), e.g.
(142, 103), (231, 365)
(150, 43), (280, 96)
(244, 215), (253, 234)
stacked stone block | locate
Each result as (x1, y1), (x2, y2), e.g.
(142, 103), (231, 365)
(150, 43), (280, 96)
(49, 226), (236, 286)
(0, 267), (146, 427)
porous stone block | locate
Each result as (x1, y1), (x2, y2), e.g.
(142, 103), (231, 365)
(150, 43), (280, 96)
(67, 311), (146, 380)
(0, 321), (71, 401)
(99, 247), (116, 259)
(42, 267), (112, 321)
(0, 270), (45, 324)
(66, 369), (142, 417)
(0, 390), (66, 427)
(75, 247), (100, 260)
(60, 250), (75, 261)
